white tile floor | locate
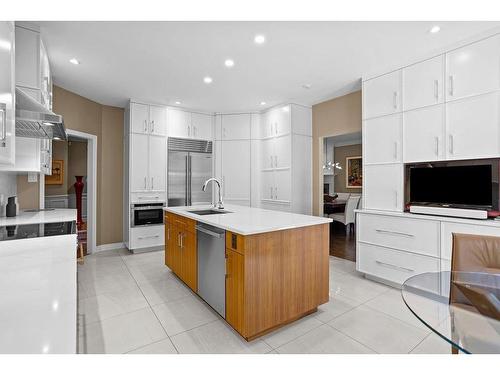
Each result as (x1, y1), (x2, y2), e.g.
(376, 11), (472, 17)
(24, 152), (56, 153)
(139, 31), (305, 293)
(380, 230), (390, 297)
(77, 249), (453, 354)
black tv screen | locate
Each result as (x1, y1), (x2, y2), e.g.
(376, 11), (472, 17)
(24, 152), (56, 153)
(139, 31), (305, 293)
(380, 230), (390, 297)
(409, 165), (493, 208)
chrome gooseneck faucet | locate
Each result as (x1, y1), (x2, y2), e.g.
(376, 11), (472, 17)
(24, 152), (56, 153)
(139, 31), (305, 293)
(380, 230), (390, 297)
(202, 178), (224, 210)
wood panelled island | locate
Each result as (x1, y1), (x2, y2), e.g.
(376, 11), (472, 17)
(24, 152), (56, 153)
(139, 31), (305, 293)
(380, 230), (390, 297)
(164, 205), (332, 341)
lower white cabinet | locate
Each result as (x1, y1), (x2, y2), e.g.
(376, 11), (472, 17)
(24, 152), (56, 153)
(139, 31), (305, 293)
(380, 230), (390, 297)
(130, 225), (164, 250)
(446, 91), (500, 160)
(357, 242), (440, 286)
(221, 140), (251, 205)
(403, 104), (445, 162)
(363, 164), (403, 211)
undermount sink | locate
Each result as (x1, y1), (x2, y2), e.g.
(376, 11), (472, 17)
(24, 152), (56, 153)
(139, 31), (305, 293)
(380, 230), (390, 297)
(188, 209), (231, 216)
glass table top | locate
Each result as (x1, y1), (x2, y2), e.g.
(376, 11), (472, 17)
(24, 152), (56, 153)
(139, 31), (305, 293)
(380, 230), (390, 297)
(402, 271), (500, 354)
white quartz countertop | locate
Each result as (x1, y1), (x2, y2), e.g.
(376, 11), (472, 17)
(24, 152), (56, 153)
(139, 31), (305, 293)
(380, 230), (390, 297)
(0, 209), (77, 226)
(164, 204), (332, 235)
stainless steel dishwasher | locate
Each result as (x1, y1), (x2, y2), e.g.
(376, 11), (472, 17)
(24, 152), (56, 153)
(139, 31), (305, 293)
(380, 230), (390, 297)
(196, 223), (226, 318)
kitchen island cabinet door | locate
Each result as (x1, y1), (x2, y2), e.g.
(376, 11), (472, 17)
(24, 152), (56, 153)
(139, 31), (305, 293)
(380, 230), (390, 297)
(225, 248), (245, 334)
(165, 221), (176, 270)
(180, 230), (197, 292)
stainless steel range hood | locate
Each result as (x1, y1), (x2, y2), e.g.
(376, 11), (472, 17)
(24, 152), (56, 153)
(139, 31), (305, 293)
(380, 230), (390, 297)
(15, 88), (67, 140)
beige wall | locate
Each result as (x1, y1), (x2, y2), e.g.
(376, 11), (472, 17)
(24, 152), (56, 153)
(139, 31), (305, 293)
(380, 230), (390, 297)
(67, 140), (87, 194)
(312, 91), (362, 215)
(52, 86), (124, 245)
(334, 144), (362, 194)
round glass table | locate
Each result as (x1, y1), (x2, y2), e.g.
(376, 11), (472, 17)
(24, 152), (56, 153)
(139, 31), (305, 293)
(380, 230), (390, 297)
(402, 271), (500, 354)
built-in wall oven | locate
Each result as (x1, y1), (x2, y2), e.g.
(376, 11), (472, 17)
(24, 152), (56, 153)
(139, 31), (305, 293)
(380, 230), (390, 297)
(131, 203), (165, 227)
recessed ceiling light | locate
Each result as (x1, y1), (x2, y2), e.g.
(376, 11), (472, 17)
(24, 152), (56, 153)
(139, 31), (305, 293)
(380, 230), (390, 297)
(302, 83), (312, 89)
(224, 59), (235, 68)
(260, 101), (266, 105)
(203, 76), (213, 84)
(254, 34), (266, 45)
(175, 101), (181, 105)
(69, 58), (80, 65)
(429, 25), (441, 34)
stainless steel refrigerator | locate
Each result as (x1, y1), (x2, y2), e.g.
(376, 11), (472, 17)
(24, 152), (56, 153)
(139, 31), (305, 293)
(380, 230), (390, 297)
(167, 137), (213, 206)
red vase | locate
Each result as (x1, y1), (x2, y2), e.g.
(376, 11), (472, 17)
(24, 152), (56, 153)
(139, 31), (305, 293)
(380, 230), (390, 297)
(74, 176), (84, 226)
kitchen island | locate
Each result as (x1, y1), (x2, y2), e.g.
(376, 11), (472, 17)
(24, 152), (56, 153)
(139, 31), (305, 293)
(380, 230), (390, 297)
(164, 204), (332, 341)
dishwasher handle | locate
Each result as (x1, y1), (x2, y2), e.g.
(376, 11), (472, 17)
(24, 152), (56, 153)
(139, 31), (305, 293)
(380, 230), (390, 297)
(196, 225), (225, 238)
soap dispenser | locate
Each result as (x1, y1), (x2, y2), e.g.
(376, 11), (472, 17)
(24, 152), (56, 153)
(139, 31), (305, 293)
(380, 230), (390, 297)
(6, 196), (17, 217)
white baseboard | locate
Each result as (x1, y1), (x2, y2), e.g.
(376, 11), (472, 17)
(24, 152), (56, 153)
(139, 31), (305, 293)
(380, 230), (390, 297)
(95, 242), (125, 253)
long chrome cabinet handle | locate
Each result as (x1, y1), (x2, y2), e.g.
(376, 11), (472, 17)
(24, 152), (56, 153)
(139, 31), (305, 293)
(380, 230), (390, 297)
(138, 235), (160, 240)
(449, 134), (454, 155)
(434, 80), (439, 101)
(434, 137), (439, 156)
(448, 75), (454, 96)
(144, 120), (147, 132)
(375, 260), (414, 273)
(375, 229), (414, 238)
(151, 120), (155, 133)
(393, 92), (398, 109)
(0, 103), (6, 147)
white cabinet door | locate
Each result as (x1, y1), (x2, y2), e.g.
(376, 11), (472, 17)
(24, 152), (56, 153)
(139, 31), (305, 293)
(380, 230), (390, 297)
(191, 112), (213, 140)
(261, 171), (275, 200)
(0, 21), (15, 165)
(15, 25), (40, 89)
(131, 103), (149, 134)
(363, 70), (402, 119)
(446, 34), (500, 101)
(446, 91), (500, 160)
(275, 105), (291, 136)
(260, 111), (274, 138)
(274, 135), (291, 169)
(275, 169), (291, 202)
(403, 105), (445, 162)
(403, 55), (444, 110)
(149, 105), (167, 136)
(221, 114), (251, 140)
(364, 113), (402, 164)
(167, 108), (191, 138)
(222, 140), (251, 203)
(364, 164), (403, 211)
(130, 134), (149, 192)
(261, 138), (275, 170)
(148, 136), (166, 192)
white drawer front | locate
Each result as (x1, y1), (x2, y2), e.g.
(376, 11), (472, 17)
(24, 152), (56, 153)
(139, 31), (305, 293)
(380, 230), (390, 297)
(357, 243), (440, 285)
(441, 222), (500, 261)
(131, 192), (166, 204)
(130, 225), (164, 249)
(358, 214), (440, 257)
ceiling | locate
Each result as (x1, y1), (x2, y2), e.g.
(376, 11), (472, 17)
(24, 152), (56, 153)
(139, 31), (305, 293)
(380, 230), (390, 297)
(37, 21), (500, 113)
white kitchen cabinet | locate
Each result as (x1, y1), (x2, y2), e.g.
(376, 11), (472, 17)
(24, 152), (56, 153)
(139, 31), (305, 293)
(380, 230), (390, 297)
(446, 34), (500, 101)
(403, 55), (444, 111)
(446, 91), (500, 160)
(261, 171), (275, 201)
(403, 105), (445, 162)
(15, 25), (40, 90)
(221, 114), (251, 140)
(191, 112), (213, 140)
(363, 113), (402, 164)
(364, 164), (403, 212)
(221, 140), (251, 205)
(275, 169), (291, 202)
(148, 135), (166, 192)
(260, 111), (274, 139)
(261, 138), (274, 170)
(130, 133), (149, 192)
(363, 70), (402, 119)
(131, 103), (149, 134)
(275, 105), (291, 136)
(149, 105), (167, 136)
(167, 108), (191, 138)
(274, 135), (291, 169)
(0, 21), (15, 165)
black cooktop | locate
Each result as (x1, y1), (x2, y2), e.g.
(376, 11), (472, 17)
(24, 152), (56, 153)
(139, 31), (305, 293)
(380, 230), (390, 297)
(0, 221), (76, 241)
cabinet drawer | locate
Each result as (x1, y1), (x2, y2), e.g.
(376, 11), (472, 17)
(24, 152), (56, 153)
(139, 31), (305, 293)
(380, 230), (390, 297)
(441, 222), (500, 261)
(131, 191), (166, 203)
(358, 214), (440, 257)
(166, 213), (196, 233)
(357, 243), (440, 285)
(130, 225), (164, 249)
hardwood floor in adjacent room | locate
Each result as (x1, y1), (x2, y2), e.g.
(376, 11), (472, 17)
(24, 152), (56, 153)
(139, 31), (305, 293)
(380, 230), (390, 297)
(329, 221), (356, 262)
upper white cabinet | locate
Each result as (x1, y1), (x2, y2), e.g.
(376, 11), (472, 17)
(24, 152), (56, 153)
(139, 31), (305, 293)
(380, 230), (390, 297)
(130, 133), (149, 192)
(167, 108), (213, 140)
(446, 91), (500, 160)
(363, 70), (402, 119)
(191, 112), (213, 140)
(403, 105), (445, 163)
(131, 102), (166, 136)
(15, 25), (40, 90)
(446, 34), (500, 101)
(0, 21), (15, 165)
(148, 135), (166, 191)
(363, 113), (402, 164)
(221, 140), (251, 206)
(403, 55), (444, 111)
(260, 105), (291, 138)
(220, 114), (251, 140)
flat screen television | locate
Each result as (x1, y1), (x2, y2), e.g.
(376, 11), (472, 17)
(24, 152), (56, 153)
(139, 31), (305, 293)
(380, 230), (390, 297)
(409, 164), (493, 208)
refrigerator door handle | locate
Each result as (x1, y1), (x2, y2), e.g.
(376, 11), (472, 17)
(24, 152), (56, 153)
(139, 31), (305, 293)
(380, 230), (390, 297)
(185, 154), (189, 206)
(188, 154), (192, 206)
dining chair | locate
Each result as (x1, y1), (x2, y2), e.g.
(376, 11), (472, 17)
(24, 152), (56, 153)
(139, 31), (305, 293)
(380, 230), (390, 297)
(449, 233), (500, 353)
(329, 195), (361, 235)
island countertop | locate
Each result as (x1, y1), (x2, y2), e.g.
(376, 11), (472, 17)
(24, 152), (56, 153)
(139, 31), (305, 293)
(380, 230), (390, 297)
(163, 204), (332, 235)
(0, 208), (77, 226)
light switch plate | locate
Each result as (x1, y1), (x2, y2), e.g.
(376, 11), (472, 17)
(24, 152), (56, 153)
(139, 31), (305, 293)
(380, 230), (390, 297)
(27, 172), (38, 183)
